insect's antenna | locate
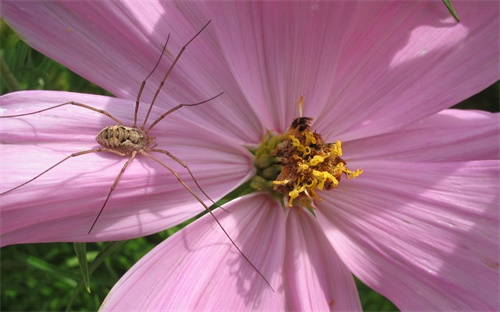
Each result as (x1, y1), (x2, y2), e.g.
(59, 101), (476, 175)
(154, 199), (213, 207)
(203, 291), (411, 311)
(142, 150), (275, 291)
(133, 34), (171, 128)
(0, 148), (115, 196)
(145, 92), (223, 133)
(88, 151), (138, 234)
(141, 20), (212, 129)
(0, 101), (124, 125)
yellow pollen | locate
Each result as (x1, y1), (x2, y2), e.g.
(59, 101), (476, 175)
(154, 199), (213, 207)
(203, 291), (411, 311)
(305, 131), (316, 145)
(305, 180), (315, 188)
(313, 170), (336, 190)
(250, 98), (362, 210)
(290, 135), (311, 156)
(345, 168), (363, 179)
(273, 179), (290, 186)
(273, 110), (362, 207)
(288, 184), (306, 206)
(332, 140), (343, 156)
(309, 155), (325, 166)
(299, 163), (309, 171)
(290, 135), (301, 147)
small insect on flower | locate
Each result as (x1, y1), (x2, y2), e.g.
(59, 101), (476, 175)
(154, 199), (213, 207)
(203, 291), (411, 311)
(250, 97), (363, 209)
(0, 21), (272, 289)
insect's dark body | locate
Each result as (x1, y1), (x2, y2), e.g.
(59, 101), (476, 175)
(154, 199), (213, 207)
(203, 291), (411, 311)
(96, 125), (154, 154)
(291, 116), (312, 132)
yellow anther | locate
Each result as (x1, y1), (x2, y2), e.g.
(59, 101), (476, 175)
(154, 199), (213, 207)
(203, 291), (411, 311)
(254, 98), (362, 210)
(290, 134), (312, 156)
(305, 180), (316, 188)
(332, 140), (343, 156)
(288, 184), (305, 206)
(305, 131), (316, 145)
(290, 135), (301, 147)
(303, 146), (311, 156)
(309, 155), (325, 166)
(312, 170), (337, 189)
(345, 168), (363, 179)
(273, 179), (290, 186)
(331, 163), (344, 176)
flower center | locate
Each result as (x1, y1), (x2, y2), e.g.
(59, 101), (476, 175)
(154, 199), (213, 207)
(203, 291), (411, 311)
(249, 103), (362, 209)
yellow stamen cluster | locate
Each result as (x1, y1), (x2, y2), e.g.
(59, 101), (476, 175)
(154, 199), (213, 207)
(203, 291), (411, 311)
(271, 117), (362, 207)
(249, 114), (362, 209)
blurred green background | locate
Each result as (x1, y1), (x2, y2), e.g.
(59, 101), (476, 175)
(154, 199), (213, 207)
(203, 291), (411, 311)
(0, 18), (497, 312)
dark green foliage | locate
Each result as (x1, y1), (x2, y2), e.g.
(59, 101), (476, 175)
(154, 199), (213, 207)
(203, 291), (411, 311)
(1, 233), (172, 311)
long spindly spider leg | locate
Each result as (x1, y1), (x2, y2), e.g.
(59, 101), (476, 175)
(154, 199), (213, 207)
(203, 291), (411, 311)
(0, 101), (124, 125)
(145, 92), (223, 133)
(141, 21), (212, 129)
(141, 150), (274, 291)
(0, 148), (126, 196)
(88, 150), (137, 234)
(150, 148), (227, 213)
(133, 34), (171, 128)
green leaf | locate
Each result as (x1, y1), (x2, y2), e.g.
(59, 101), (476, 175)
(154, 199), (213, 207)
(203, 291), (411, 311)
(73, 243), (91, 294)
(66, 241), (126, 312)
(442, 0), (460, 22)
(25, 255), (77, 287)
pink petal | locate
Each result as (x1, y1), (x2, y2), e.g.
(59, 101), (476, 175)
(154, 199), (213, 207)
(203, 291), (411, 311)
(318, 160), (499, 310)
(202, 1), (498, 138)
(101, 193), (287, 311)
(2, 1), (157, 97)
(0, 91), (252, 246)
(102, 193), (361, 310)
(5, 2), (498, 144)
(1, 1), (266, 142)
(283, 207), (361, 310)
(344, 109), (500, 162)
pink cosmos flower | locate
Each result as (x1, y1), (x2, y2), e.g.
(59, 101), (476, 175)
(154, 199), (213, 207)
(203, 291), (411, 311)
(1, 1), (499, 310)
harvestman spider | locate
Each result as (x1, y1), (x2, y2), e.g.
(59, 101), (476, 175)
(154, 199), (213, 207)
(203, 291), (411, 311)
(1, 21), (273, 289)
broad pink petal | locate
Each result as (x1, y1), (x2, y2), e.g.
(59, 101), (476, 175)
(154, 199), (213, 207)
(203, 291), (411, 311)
(2, 1), (158, 97)
(0, 90), (252, 246)
(344, 109), (500, 162)
(102, 193), (361, 311)
(283, 207), (361, 310)
(4, 2), (498, 143)
(101, 193), (287, 311)
(1, 0), (266, 142)
(202, 1), (499, 138)
(318, 160), (499, 310)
